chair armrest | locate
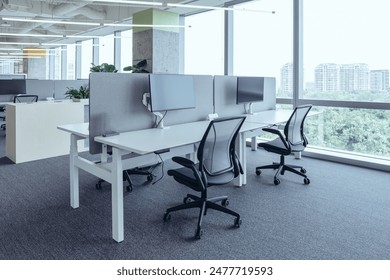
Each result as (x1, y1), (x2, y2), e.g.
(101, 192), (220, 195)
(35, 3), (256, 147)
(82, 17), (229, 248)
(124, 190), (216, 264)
(262, 127), (284, 138)
(170, 156), (206, 188)
(261, 127), (290, 150)
(171, 156), (196, 169)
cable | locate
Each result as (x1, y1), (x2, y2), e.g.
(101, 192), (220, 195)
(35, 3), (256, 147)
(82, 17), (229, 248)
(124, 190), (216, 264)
(154, 110), (167, 128)
(152, 153), (165, 185)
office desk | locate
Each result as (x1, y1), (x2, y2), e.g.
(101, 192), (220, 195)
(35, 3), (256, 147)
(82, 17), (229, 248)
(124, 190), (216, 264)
(59, 110), (292, 243)
(245, 109), (293, 126)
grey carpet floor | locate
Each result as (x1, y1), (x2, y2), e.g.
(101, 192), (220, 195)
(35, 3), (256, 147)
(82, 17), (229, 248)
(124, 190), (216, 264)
(0, 147), (389, 260)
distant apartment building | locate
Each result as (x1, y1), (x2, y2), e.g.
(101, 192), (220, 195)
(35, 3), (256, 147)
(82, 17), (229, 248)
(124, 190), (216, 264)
(339, 63), (369, 92)
(370, 70), (389, 92)
(314, 63), (339, 91)
(280, 63), (293, 95)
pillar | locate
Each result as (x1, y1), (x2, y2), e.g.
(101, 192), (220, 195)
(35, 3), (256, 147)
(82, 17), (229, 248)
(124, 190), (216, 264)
(133, 8), (180, 73)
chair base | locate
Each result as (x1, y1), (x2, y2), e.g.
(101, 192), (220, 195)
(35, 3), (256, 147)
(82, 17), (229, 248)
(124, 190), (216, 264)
(255, 154), (310, 185)
(164, 193), (241, 239)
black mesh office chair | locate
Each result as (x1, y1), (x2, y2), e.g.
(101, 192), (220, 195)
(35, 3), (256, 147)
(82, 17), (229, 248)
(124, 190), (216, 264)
(0, 105), (5, 131)
(1, 95), (39, 131)
(163, 116), (246, 239)
(13, 94), (38, 103)
(255, 104), (312, 185)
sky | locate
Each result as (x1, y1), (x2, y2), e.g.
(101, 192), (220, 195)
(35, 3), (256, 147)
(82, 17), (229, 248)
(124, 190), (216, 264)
(184, 0), (390, 84)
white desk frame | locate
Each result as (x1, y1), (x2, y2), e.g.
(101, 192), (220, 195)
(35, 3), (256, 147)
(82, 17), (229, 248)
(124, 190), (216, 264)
(58, 109), (293, 243)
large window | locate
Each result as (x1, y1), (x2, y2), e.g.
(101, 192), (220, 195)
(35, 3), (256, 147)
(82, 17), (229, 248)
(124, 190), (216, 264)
(99, 34), (114, 65)
(80, 39), (93, 79)
(301, 0), (390, 161)
(66, 44), (76, 79)
(233, 0), (293, 98)
(303, 0), (390, 102)
(120, 30), (133, 72)
(184, 10), (224, 75)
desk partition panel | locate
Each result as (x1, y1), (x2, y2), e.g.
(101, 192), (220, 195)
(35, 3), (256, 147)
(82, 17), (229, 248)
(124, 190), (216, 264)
(89, 73), (154, 154)
(214, 75), (276, 117)
(26, 80), (55, 100)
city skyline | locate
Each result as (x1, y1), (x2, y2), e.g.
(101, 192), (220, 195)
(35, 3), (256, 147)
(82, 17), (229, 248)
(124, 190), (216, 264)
(280, 62), (390, 93)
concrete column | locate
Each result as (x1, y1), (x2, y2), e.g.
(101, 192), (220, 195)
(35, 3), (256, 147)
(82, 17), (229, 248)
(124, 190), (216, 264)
(133, 8), (180, 73)
(23, 49), (46, 79)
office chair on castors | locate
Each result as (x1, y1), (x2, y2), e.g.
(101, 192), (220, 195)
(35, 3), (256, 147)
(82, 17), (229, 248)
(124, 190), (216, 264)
(13, 94), (38, 103)
(163, 116), (245, 239)
(1, 94), (39, 131)
(256, 104), (312, 185)
(95, 165), (157, 192)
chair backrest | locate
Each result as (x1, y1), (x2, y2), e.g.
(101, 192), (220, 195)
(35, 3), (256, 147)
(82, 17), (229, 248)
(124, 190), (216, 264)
(13, 94), (39, 103)
(197, 116), (245, 177)
(284, 104), (312, 146)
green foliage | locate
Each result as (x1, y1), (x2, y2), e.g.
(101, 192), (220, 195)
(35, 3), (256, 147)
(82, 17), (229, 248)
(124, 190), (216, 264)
(65, 85), (90, 99)
(90, 63), (118, 73)
(123, 59), (149, 73)
(305, 108), (390, 158)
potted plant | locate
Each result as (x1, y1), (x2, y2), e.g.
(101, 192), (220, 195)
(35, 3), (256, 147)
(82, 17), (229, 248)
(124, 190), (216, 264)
(65, 85), (90, 102)
(123, 59), (149, 73)
(90, 63), (118, 73)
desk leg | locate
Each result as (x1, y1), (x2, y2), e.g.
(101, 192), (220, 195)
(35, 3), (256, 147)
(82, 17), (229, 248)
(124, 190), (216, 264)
(251, 136), (257, 151)
(234, 132), (246, 187)
(70, 134), (79, 208)
(112, 147), (124, 243)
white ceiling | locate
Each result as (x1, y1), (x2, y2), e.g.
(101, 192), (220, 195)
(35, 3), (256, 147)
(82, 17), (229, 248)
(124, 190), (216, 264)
(0, 0), (236, 49)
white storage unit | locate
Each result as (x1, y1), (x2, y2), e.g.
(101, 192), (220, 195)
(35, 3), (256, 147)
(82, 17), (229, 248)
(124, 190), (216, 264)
(5, 100), (87, 163)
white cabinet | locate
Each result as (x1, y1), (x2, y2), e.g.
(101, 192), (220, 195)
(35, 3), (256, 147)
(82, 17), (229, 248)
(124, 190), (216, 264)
(6, 100), (87, 163)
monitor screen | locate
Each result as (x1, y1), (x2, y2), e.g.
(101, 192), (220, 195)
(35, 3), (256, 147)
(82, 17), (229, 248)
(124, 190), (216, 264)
(149, 74), (196, 112)
(236, 76), (264, 104)
(0, 79), (27, 95)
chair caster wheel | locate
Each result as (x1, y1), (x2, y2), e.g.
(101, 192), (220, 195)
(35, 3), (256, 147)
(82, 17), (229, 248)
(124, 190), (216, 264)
(273, 178), (280, 185)
(300, 168), (307, 174)
(256, 170), (261, 176)
(304, 178), (310, 185)
(183, 196), (191, 204)
(126, 185), (133, 192)
(221, 199), (229, 207)
(147, 175), (153, 182)
(163, 213), (171, 222)
(195, 228), (203, 239)
(234, 217), (242, 228)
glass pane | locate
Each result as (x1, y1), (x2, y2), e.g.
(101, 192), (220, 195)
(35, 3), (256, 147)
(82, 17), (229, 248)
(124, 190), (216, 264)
(66, 44), (76, 80)
(184, 10), (224, 75)
(50, 47), (61, 80)
(304, 0), (390, 102)
(81, 39), (93, 79)
(305, 106), (390, 159)
(99, 34), (114, 65)
(120, 29), (132, 73)
(233, 0), (293, 98)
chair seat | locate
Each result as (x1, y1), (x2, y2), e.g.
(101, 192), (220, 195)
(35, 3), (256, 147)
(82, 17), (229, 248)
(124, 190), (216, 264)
(258, 138), (290, 155)
(258, 138), (306, 155)
(168, 163), (235, 192)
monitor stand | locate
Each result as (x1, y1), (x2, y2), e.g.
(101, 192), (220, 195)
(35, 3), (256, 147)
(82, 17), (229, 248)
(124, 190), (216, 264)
(245, 102), (255, 115)
(153, 111), (170, 129)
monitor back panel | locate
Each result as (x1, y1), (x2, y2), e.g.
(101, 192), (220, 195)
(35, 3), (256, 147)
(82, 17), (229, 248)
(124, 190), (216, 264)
(214, 75), (276, 117)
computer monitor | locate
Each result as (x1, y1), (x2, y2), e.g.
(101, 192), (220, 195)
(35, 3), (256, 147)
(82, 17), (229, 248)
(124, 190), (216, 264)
(236, 76), (264, 105)
(0, 79), (27, 95)
(149, 74), (196, 112)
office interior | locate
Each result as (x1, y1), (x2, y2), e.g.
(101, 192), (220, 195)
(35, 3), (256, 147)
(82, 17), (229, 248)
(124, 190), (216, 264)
(0, 0), (390, 260)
